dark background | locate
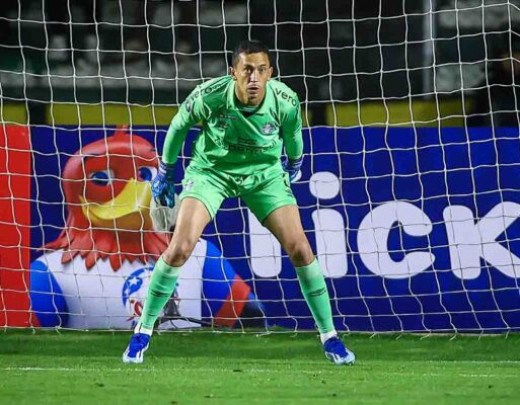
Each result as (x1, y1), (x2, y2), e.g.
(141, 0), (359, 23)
(0, 0), (519, 125)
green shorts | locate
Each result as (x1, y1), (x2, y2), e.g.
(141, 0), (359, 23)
(179, 164), (297, 223)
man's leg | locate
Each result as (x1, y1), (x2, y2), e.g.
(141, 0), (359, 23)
(263, 205), (334, 334)
(123, 198), (210, 363)
(137, 197), (211, 331)
(263, 205), (355, 365)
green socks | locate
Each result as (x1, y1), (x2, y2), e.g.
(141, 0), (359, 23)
(136, 257), (334, 337)
(295, 258), (335, 335)
(136, 257), (181, 334)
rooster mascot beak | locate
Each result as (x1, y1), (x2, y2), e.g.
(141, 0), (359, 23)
(80, 179), (152, 230)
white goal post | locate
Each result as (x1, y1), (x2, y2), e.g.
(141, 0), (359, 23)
(1, 0), (520, 333)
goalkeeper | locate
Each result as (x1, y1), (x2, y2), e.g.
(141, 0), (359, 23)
(123, 40), (355, 365)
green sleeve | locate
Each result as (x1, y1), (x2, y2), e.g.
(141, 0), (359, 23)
(162, 87), (209, 164)
(281, 99), (303, 161)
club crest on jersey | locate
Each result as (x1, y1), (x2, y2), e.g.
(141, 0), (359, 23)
(261, 122), (277, 135)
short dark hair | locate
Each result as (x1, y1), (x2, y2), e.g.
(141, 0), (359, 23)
(232, 40), (271, 67)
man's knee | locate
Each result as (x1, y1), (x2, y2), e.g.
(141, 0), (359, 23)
(162, 238), (197, 266)
(285, 238), (314, 266)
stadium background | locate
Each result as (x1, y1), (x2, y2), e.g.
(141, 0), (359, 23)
(2, 0), (517, 126)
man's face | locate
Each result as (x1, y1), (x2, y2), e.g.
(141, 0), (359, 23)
(230, 52), (273, 106)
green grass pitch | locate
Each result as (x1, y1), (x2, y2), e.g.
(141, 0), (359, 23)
(1, 330), (519, 404)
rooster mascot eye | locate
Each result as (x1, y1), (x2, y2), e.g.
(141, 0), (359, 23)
(90, 170), (114, 186)
(138, 166), (157, 182)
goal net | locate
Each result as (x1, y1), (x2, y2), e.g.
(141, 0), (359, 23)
(1, 0), (520, 333)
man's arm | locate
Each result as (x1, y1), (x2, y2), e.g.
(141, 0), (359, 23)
(153, 88), (208, 207)
(162, 89), (209, 165)
(281, 98), (303, 160)
(281, 97), (304, 182)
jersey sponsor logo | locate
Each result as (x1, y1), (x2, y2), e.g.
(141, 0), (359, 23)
(216, 119), (229, 130)
(184, 81), (223, 112)
(237, 136), (257, 145)
(214, 111), (237, 130)
(225, 140), (278, 154)
(274, 88), (299, 107)
(189, 85), (217, 101)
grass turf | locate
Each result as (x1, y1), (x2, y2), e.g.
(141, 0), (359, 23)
(1, 330), (519, 404)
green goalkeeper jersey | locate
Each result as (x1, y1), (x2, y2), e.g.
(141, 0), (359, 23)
(162, 75), (303, 175)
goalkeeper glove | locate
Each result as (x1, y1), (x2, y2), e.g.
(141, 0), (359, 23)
(151, 161), (176, 208)
(150, 195), (179, 232)
(282, 155), (303, 183)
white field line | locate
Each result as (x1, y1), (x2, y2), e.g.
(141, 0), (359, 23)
(0, 366), (518, 379)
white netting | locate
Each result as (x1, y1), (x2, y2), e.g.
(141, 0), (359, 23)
(1, 0), (520, 332)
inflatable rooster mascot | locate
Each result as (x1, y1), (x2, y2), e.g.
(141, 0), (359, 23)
(30, 127), (265, 330)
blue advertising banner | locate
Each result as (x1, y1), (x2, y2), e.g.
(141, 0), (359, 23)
(30, 126), (520, 332)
